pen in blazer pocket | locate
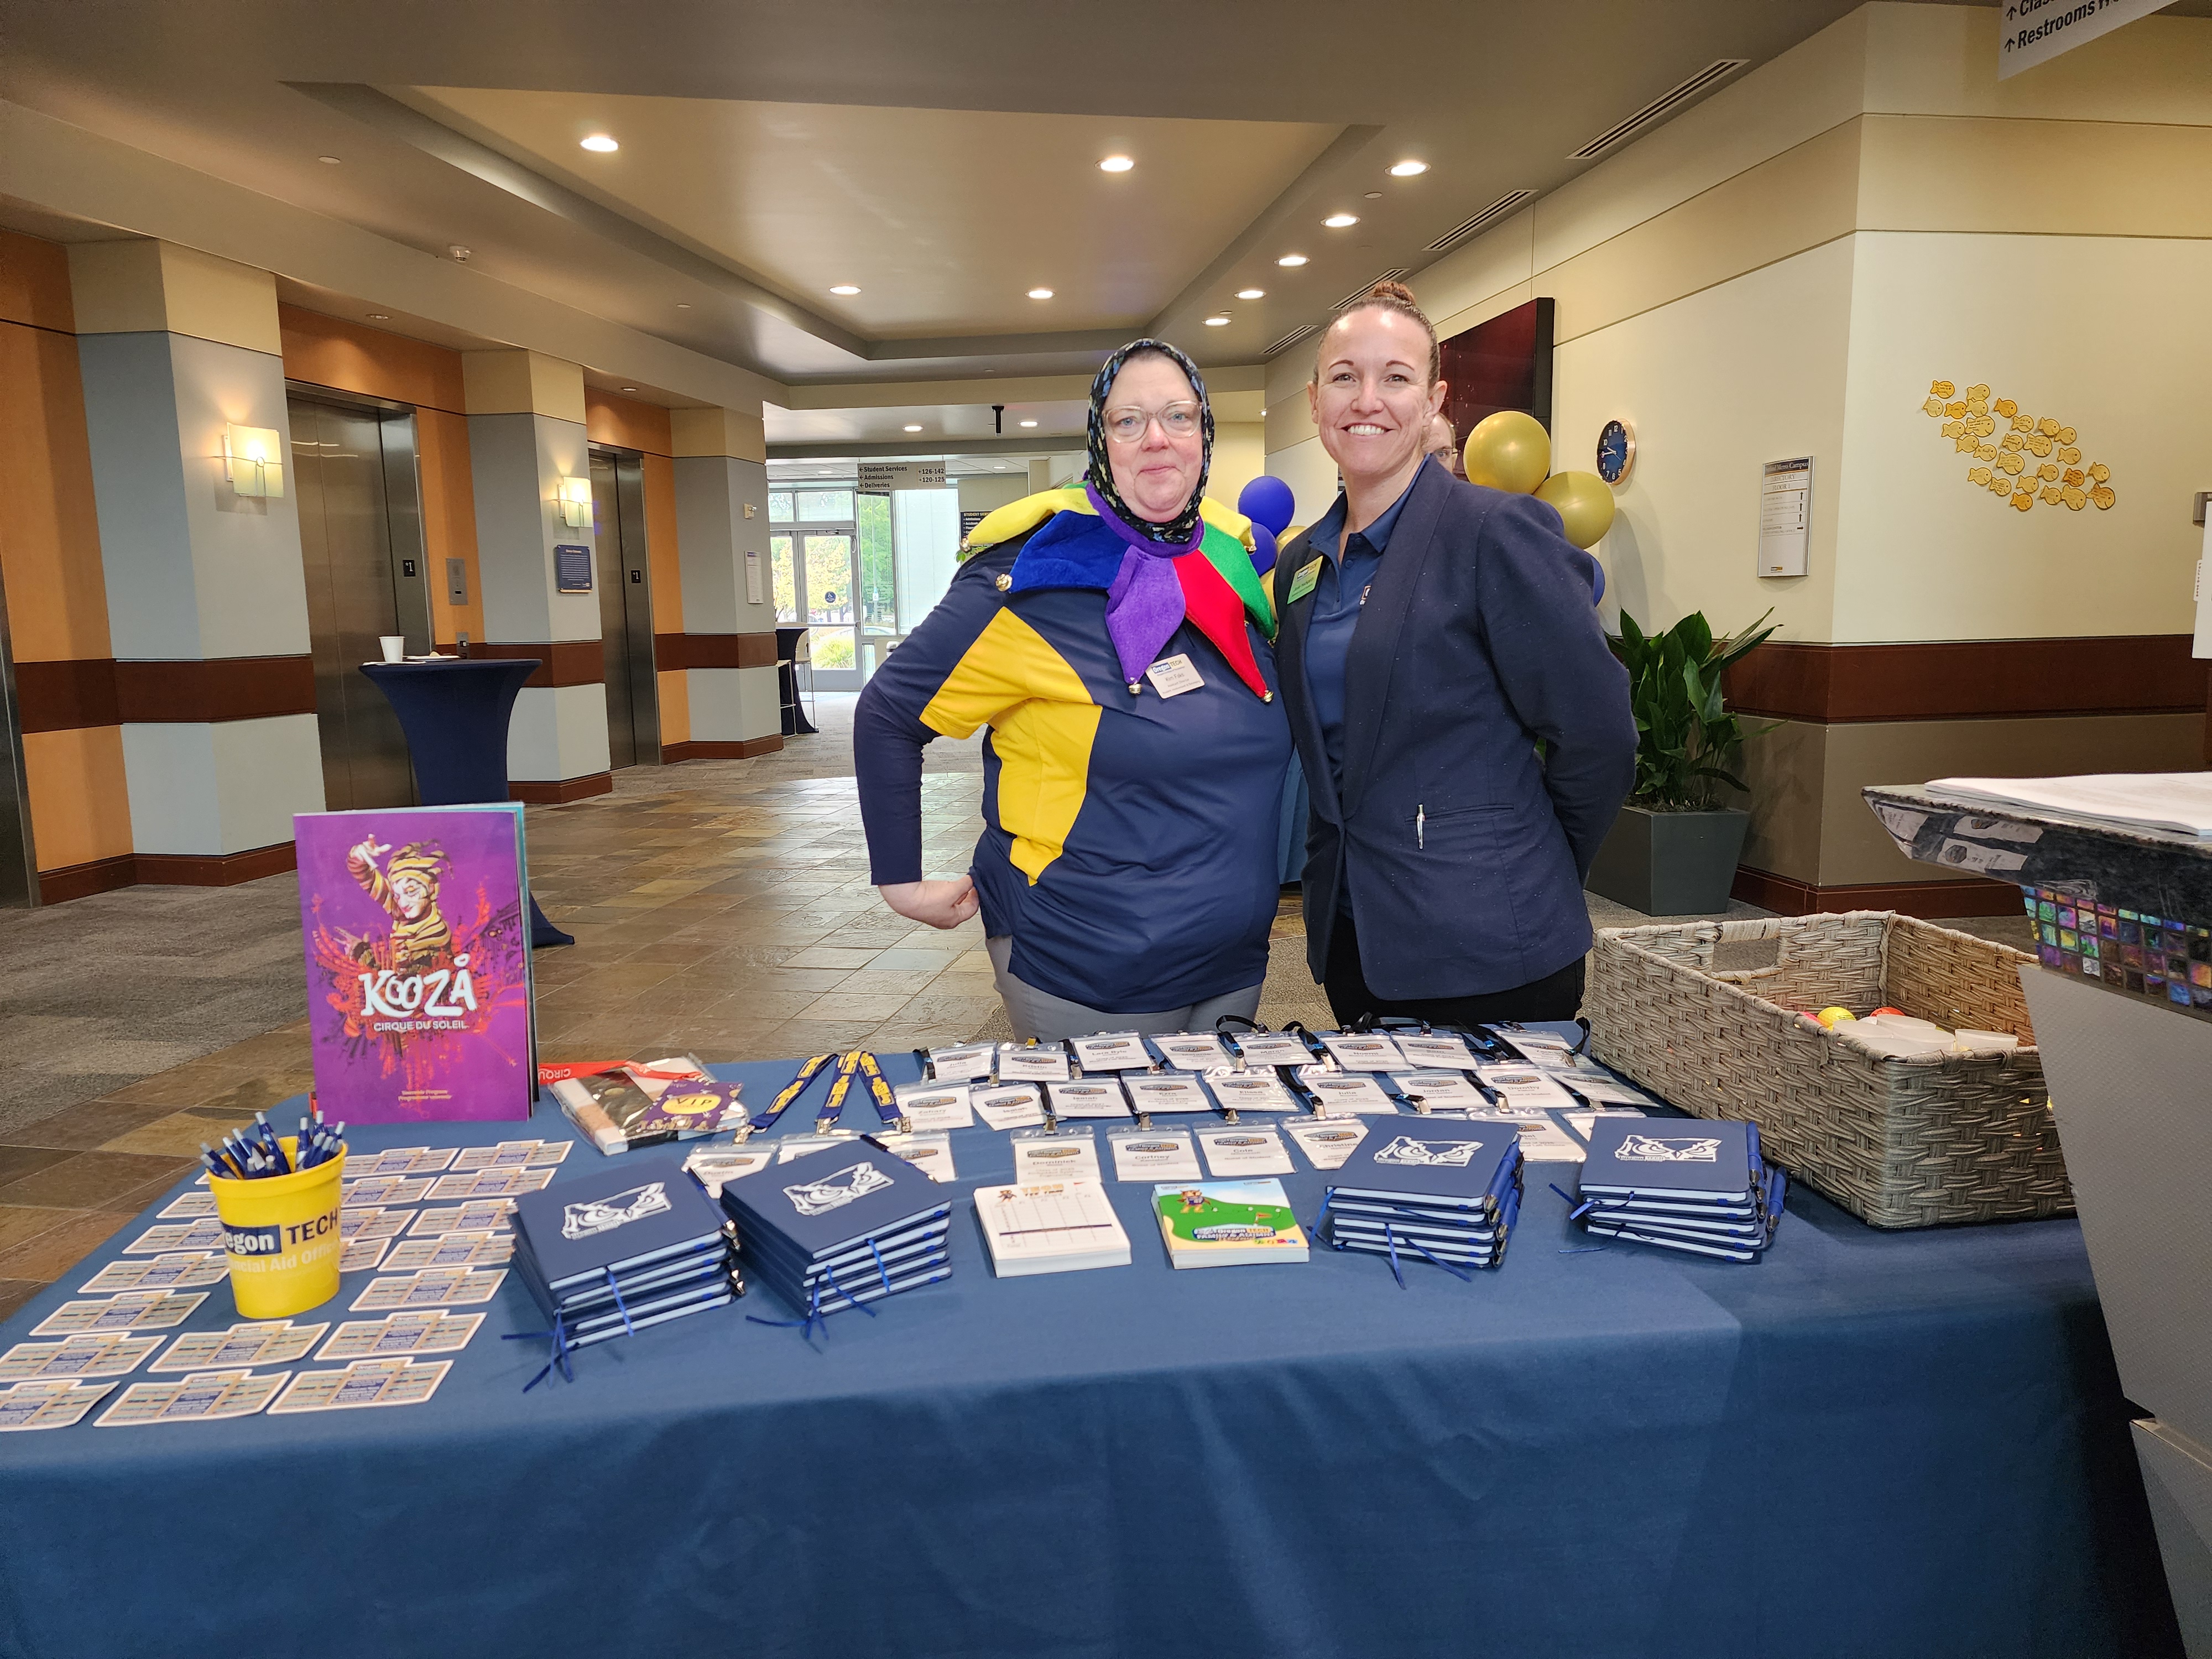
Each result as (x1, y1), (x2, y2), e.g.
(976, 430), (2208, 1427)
(1416, 805), (1425, 849)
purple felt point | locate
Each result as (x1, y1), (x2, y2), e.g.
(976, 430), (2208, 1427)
(1084, 482), (1201, 687)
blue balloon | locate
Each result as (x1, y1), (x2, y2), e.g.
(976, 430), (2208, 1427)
(1237, 475), (1296, 536)
(1587, 553), (1606, 606)
(1249, 523), (1279, 576)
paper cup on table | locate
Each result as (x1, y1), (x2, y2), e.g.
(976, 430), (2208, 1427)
(207, 1137), (346, 1318)
(379, 635), (406, 662)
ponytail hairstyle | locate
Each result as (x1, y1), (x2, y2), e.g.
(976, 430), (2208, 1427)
(1312, 279), (1441, 387)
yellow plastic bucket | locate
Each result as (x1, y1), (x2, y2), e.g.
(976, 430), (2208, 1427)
(207, 1137), (347, 1319)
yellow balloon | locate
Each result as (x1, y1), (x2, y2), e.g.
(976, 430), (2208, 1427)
(1462, 411), (1551, 495)
(1535, 469), (1618, 549)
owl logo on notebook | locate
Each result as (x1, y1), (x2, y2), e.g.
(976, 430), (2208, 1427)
(1615, 1135), (1721, 1164)
(1373, 1136), (1486, 1168)
(561, 1181), (672, 1240)
(783, 1161), (896, 1218)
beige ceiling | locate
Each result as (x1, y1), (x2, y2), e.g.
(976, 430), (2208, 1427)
(409, 88), (1338, 339)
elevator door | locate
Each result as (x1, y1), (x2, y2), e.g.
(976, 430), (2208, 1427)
(589, 450), (659, 769)
(292, 397), (428, 811)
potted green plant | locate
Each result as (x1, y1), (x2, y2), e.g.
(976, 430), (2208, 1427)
(1586, 608), (1778, 916)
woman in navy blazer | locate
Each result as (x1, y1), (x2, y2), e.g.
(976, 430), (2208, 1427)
(1273, 282), (1636, 1025)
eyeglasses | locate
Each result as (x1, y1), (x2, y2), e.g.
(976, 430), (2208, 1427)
(1102, 402), (1202, 444)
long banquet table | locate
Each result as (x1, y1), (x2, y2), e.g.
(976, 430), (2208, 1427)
(0, 1045), (2178, 1659)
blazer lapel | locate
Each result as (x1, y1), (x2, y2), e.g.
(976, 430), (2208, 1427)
(1339, 461), (1451, 818)
(1272, 530), (1340, 825)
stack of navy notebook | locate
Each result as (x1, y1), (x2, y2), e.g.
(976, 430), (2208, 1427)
(1573, 1117), (1786, 1262)
(718, 1141), (952, 1324)
(1319, 1120), (1524, 1279)
(510, 1154), (739, 1371)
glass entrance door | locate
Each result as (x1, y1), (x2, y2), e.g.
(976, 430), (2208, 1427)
(769, 485), (864, 690)
(800, 530), (857, 687)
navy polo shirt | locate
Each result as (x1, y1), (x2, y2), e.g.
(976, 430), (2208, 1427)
(1301, 461), (1427, 798)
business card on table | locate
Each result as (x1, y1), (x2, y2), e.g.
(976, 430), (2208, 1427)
(997, 1042), (1070, 1082)
(892, 1082), (974, 1131)
(1393, 1034), (1484, 1070)
(1202, 1072), (1299, 1114)
(268, 1357), (452, 1413)
(1011, 1127), (1100, 1182)
(1121, 1075), (1214, 1116)
(1474, 1065), (1579, 1110)
(1151, 1034), (1228, 1071)
(340, 1236), (390, 1274)
(406, 1200), (515, 1236)
(1298, 1071), (1399, 1115)
(1464, 1112), (1586, 1162)
(1390, 1072), (1487, 1110)
(426, 1167), (554, 1201)
(449, 1139), (572, 1172)
(1196, 1125), (1295, 1177)
(1108, 1125), (1202, 1182)
(870, 1131), (957, 1182)
(1563, 1075), (1657, 1108)
(348, 1146), (458, 1177)
(1227, 1033), (1311, 1068)
(122, 1219), (226, 1255)
(1068, 1031), (1152, 1073)
(317, 1310), (483, 1363)
(349, 1267), (507, 1312)
(1319, 1034), (1406, 1072)
(32, 1291), (207, 1337)
(77, 1252), (228, 1294)
(380, 1231), (513, 1272)
(341, 1175), (436, 1207)
(926, 1042), (998, 1083)
(682, 1145), (776, 1197)
(342, 1207), (412, 1243)
(0, 1332), (163, 1383)
(156, 1191), (217, 1220)
(96, 1368), (285, 1427)
(971, 1084), (1048, 1130)
(150, 1320), (326, 1373)
(0, 1379), (116, 1431)
(1046, 1079), (1130, 1120)
(1283, 1116), (1371, 1170)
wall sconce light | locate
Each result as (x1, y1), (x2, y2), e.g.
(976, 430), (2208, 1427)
(557, 475), (594, 529)
(223, 424), (285, 497)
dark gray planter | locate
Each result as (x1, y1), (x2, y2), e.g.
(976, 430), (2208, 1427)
(1585, 804), (1750, 917)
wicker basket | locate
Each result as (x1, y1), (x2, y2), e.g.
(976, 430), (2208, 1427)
(1584, 911), (2069, 1229)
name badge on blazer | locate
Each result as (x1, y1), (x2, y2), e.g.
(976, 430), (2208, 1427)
(1286, 557), (1323, 604)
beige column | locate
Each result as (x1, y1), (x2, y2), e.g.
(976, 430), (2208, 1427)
(670, 407), (781, 754)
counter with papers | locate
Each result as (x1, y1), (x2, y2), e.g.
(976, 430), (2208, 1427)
(0, 1034), (2173, 1659)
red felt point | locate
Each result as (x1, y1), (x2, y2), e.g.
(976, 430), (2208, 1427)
(1172, 553), (1269, 699)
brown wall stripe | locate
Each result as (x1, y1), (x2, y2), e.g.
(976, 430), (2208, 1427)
(15, 660), (121, 732)
(39, 842), (299, 901)
(19, 657), (317, 729)
(509, 772), (614, 805)
(652, 633), (779, 671)
(452, 641), (606, 688)
(663, 736), (784, 762)
(1725, 635), (2204, 724)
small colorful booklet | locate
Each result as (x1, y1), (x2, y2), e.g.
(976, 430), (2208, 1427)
(1151, 1179), (1309, 1269)
(975, 1178), (1131, 1277)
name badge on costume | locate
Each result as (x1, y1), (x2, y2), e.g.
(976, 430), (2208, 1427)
(1145, 654), (1204, 698)
(1286, 557), (1323, 604)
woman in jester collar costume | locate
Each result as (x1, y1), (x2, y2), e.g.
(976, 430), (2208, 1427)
(854, 338), (1292, 1038)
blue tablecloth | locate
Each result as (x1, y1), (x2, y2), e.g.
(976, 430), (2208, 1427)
(0, 1048), (2174, 1659)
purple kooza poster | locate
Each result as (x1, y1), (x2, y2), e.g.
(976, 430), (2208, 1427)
(296, 807), (534, 1123)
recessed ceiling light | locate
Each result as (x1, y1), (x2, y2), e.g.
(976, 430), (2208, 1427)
(1236, 288), (1265, 300)
(1204, 315), (1230, 327)
(580, 134), (619, 153)
(1027, 288), (1054, 300)
(676, 302), (691, 309)
(1324, 212), (1359, 228)
(1099, 154), (1134, 173)
(1019, 419), (1039, 428)
(366, 312), (390, 321)
(1389, 159), (1430, 177)
(828, 284), (860, 295)
(1277, 254), (1308, 267)
(318, 155), (342, 165)
(620, 386), (637, 393)
(1363, 191), (1383, 200)
(903, 424), (923, 432)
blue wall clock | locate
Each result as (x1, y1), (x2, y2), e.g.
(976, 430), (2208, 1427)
(1597, 419), (1635, 486)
